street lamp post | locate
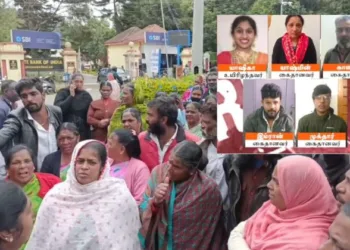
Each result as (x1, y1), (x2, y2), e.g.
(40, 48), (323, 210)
(128, 41), (134, 80)
(280, 0), (293, 14)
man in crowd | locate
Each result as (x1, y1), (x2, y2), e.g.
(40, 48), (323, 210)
(202, 69), (217, 99)
(244, 83), (294, 133)
(199, 102), (228, 203)
(0, 80), (19, 128)
(223, 154), (283, 232)
(0, 78), (62, 171)
(320, 202), (350, 250)
(336, 168), (350, 207)
(297, 84), (347, 133)
(323, 15), (350, 64)
(139, 96), (199, 171)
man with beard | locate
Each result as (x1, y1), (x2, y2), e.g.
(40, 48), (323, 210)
(297, 84), (347, 133)
(202, 69), (217, 99)
(244, 83), (294, 133)
(323, 16), (350, 64)
(0, 78), (62, 171)
(198, 102), (228, 202)
(139, 96), (199, 171)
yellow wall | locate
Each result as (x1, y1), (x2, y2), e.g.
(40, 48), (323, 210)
(0, 43), (25, 81)
(107, 45), (130, 68)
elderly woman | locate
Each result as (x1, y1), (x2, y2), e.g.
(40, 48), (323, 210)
(0, 181), (34, 250)
(41, 122), (80, 181)
(139, 141), (227, 250)
(122, 108), (143, 135)
(107, 129), (150, 204)
(26, 140), (141, 250)
(272, 15), (317, 64)
(54, 73), (93, 140)
(185, 102), (203, 138)
(87, 82), (120, 142)
(5, 145), (60, 219)
(228, 155), (338, 250)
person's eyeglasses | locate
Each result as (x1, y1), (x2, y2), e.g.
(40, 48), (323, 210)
(315, 95), (331, 101)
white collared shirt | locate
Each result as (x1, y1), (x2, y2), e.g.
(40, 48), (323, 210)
(150, 124), (178, 164)
(26, 110), (57, 171)
(205, 142), (228, 202)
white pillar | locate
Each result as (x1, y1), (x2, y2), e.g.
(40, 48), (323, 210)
(191, 0), (204, 74)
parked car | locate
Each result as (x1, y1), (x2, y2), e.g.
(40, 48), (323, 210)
(97, 67), (131, 84)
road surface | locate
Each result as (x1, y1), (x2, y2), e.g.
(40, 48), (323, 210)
(46, 74), (100, 105)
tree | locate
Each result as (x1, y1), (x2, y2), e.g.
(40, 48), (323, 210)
(0, 0), (22, 42)
(60, 18), (116, 67)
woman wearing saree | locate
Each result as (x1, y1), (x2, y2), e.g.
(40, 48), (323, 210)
(218, 15), (268, 65)
(107, 129), (150, 204)
(41, 122), (80, 181)
(139, 141), (227, 250)
(5, 145), (60, 219)
(0, 181), (34, 250)
(185, 102), (203, 138)
(227, 155), (338, 250)
(26, 140), (141, 250)
(272, 15), (317, 64)
(87, 81), (120, 142)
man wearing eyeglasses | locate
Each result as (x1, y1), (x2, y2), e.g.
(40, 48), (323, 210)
(323, 15), (350, 64)
(297, 84), (347, 133)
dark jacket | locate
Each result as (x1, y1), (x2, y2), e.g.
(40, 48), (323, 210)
(54, 88), (93, 140)
(272, 36), (317, 64)
(323, 45), (350, 64)
(297, 108), (347, 133)
(223, 154), (281, 232)
(244, 106), (294, 133)
(0, 97), (12, 129)
(41, 150), (62, 177)
(0, 105), (62, 159)
(322, 154), (350, 188)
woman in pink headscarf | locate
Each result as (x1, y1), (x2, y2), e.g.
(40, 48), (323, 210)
(107, 73), (121, 102)
(228, 155), (338, 250)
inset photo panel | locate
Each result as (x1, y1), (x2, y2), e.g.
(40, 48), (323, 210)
(268, 15), (321, 79)
(243, 79), (295, 148)
(321, 15), (350, 79)
(217, 15), (268, 79)
(295, 79), (348, 148)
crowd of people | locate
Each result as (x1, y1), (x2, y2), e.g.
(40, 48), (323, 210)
(0, 69), (349, 250)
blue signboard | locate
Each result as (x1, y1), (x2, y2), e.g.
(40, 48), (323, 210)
(145, 32), (167, 45)
(11, 30), (62, 49)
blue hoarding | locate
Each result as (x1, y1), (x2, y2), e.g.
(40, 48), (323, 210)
(11, 30), (62, 49)
(145, 32), (167, 45)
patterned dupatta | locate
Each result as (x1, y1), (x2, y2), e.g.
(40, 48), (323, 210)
(23, 174), (43, 218)
(282, 33), (309, 64)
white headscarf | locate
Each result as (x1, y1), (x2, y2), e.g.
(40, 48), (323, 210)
(26, 140), (141, 250)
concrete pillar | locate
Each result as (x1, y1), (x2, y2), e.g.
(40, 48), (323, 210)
(0, 43), (25, 81)
(61, 42), (78, 74)
(191, 0), (204, 74)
